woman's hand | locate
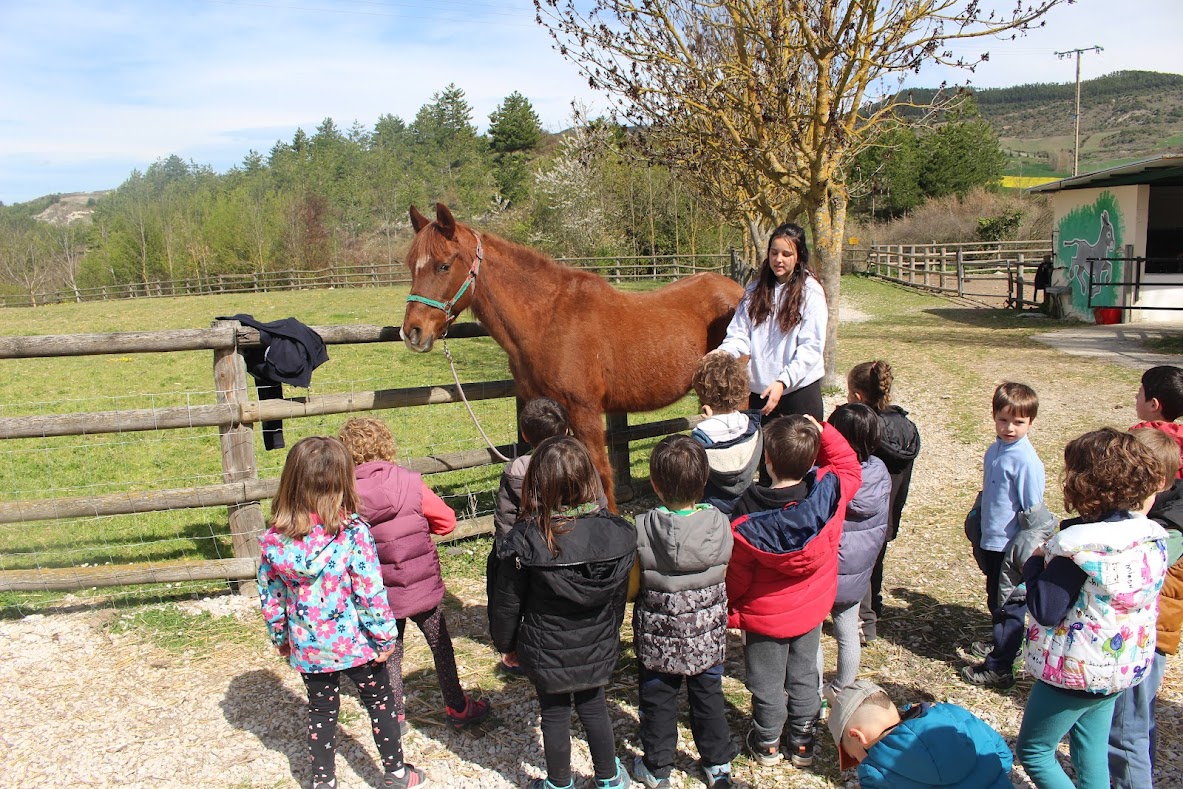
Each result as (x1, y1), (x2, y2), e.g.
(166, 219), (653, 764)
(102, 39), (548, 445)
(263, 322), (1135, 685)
(760, 381), (786, 415)
(374, 646), (395, 663)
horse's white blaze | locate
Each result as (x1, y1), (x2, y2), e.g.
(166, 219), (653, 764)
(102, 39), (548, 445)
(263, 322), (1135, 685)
(414, 253), (431, 274)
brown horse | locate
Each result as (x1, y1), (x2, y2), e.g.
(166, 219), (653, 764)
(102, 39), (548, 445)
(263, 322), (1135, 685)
(401, 203), (744, 510)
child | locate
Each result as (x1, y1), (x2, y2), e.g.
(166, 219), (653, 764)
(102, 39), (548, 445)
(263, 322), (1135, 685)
(824, 404), (890, 697)
(494, 397), (572, 538)
(1131, 365), (1183, 477)
(727, 414), (861, 768)
(632, 435), (737, 789)
(690, 351), (762, 504)
(1017, 428), (1169, 789)
(1108, 428), (1183, 788)
(337, 418), (490, 732)
(828, 679), (1013, 788)
(846, 360), (920, 643)
(488, 436), (636, 789)
(257, 436), (427, 789)
(964, 495), (1057, 690)
(492, 397), (586, 678)
(963, 382), (1045, 688)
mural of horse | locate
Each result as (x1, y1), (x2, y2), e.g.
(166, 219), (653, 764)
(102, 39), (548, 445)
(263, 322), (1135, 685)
(1063, 209), (1116, 298)
(401, 203), (745, 510)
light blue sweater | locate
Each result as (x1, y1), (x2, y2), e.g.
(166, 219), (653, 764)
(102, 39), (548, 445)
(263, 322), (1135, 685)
(979, 435), (1045, 552)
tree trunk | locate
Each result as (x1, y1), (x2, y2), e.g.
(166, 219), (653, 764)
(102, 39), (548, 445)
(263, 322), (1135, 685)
(809, 190), (847, 388)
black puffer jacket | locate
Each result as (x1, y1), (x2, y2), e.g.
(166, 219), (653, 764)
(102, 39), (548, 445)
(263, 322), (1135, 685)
(488, 511), (637, 694)
(874, 405), (921, 541)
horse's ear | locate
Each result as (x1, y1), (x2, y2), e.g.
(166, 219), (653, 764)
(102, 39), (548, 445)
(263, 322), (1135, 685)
(409, 205), (430, 233)
(435, 203), (457, 240)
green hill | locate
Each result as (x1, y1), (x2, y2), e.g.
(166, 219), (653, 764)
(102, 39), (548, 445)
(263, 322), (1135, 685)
(907, 71), (1183, 177)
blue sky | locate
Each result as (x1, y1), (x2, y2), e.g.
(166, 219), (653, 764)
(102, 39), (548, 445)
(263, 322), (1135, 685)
(1, 0), (1179, 205)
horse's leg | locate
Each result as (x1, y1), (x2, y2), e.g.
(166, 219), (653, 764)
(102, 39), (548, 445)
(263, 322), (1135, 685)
(567, 406), (617, 513)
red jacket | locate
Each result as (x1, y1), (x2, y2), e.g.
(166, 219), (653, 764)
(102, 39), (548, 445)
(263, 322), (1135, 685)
(726, 422), (862, 638)
(1131, 420), (1183, 478)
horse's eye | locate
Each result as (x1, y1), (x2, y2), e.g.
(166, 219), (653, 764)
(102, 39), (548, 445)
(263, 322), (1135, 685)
(436, 263), (451, 274)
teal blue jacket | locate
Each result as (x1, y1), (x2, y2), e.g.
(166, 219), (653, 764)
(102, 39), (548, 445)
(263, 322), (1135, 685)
(859, 703), (1013, 789)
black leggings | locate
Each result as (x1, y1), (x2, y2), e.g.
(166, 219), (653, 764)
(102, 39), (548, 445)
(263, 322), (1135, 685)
(390, 605), (466, 714)
(749, 379), (824, 484)
(302, 662), (404, 785)
(537, 685), (616, 784)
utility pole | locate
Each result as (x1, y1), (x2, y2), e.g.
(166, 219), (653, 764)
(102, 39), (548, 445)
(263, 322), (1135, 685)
(1055, 46), (1104, 176)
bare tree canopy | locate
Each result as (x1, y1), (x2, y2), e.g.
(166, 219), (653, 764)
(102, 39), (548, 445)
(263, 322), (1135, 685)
(534, 0), (1067, 378)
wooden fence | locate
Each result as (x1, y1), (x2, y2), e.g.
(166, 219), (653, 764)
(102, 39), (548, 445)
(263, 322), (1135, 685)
(0, 252), (736, 308)
(0, 321), (702, 593)
(865, 240), (1053, 308)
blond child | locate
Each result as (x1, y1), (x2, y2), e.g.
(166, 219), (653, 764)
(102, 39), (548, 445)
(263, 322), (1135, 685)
(337, 418), (490, 732)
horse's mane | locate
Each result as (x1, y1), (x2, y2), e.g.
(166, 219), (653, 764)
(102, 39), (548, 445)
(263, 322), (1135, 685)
(411, 220), (606, 287)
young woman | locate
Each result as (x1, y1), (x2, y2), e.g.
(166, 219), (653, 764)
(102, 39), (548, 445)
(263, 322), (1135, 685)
(715, 222), (827, 422)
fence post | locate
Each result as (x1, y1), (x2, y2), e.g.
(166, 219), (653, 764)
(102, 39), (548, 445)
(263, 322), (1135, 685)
(1016, 253), (1025, 309)
(940, 247), (948, 291)
(212, 319), (264, 589)
(956, 249), (965, 297)
(605, 413), (634, 504)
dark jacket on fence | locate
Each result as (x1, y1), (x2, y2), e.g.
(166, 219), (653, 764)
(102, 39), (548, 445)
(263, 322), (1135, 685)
(633, 505), (733, 676)
(216, 314), (329, 450)
(726, 422), (862, 639)
(834, 455), (891, 607)
(995, 501), (1057, 611)
(488, 510), (636, 694)
(354, 460), (456, 619)
(874, 406), (920, 541)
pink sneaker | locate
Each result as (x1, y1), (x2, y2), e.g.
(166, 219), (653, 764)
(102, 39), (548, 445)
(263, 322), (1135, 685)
(445, 696), (491, 730)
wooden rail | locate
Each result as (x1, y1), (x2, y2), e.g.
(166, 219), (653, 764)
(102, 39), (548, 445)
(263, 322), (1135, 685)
(0, 318), (699, 594)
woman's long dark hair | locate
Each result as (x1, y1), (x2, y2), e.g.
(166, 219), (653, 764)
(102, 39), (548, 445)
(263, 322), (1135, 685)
(747, 222), (812, 333)
(521, 436), (603, 556)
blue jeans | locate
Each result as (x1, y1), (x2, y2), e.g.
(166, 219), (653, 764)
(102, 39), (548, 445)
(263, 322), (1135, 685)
(1017, 680), (1117, 789)
(1108, 650), (1167, 788)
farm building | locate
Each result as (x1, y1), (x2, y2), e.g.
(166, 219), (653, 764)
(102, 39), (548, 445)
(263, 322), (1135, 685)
(1031, 153), (1183, 323)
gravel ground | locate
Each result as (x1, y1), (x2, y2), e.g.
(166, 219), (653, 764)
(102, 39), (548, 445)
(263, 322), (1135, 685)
(4, 298), (1183, 789)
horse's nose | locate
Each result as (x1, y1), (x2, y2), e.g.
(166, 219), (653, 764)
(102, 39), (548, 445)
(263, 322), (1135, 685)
(405, 326), (421, 347)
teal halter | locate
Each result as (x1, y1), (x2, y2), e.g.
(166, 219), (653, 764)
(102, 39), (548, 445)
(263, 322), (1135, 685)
(405, 233), (484, 325)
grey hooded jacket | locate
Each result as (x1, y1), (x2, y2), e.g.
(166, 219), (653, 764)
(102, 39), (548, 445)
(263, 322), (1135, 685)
(633, 505), (733, 675)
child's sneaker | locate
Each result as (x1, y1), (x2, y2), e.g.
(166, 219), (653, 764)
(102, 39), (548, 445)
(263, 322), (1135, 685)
(960, 663), (1016, 689)
(968, 640), (993, 661)
(593, 758), (629, 789)
(381, 764), (427, 788)
(632, 756), (671, 789)
(496, 660), (525, 680)
(786, 721), (817, 768)
(702, 762), (733, 788)
(527, 780), (572, 789)
(745, 727), (782, 766)
(445, 695), (492, 730)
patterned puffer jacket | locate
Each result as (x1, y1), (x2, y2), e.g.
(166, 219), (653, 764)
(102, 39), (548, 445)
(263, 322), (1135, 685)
(633, 505), (733, 675)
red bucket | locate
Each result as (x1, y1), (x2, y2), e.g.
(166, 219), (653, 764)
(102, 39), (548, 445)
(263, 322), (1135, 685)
(1093, 307), (1121, 325)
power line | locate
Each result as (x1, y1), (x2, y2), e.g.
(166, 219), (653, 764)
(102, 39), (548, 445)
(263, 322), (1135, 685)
(1055, 46), (1103, 176)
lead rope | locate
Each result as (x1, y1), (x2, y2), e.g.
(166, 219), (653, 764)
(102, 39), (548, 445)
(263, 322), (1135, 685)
(442, 338), (514, 463)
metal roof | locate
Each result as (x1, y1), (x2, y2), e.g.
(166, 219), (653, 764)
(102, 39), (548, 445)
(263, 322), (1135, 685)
(1028, 154), (1183, 193)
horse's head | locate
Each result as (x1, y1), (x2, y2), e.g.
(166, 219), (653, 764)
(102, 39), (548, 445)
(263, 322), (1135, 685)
(401, 203), (483, 353)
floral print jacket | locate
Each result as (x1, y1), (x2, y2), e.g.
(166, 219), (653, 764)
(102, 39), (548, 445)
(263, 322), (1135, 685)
(257, 513), (399, 674)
